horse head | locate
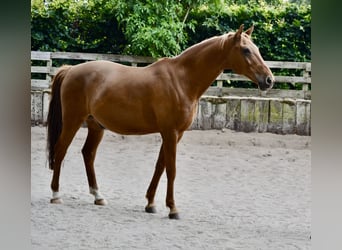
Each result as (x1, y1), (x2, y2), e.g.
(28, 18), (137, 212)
(226, 24), (274, 91)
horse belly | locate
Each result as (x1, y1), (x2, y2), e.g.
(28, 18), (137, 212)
(92, 101), (159, 135)
(102, 116), (158, 135)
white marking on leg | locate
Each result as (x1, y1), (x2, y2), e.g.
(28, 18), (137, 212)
(52, 191), (60, 199)
(89, 187), (104, 201)
(50, 191), (63, 204)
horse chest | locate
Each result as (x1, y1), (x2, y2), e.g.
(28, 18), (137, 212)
(167, 100), (198, 130)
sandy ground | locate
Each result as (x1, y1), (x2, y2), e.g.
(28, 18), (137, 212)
(31, 126), (311, 250)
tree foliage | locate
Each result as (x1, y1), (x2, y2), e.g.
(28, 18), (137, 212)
(31, 0), (125, 53)
(187, 1), (311, 62)
(31, 0), (311, 62)
(113, 0), (186, 57)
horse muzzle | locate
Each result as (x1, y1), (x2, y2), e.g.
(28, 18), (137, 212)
(258, 75), (274, 91)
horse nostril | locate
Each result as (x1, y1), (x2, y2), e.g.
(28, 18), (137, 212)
(266, 76), (273, 86)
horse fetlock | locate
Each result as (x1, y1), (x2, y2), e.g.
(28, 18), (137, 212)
(89, 187), (107, 205)
(50, 191), (63, 204)
(89, 187), (103, 198)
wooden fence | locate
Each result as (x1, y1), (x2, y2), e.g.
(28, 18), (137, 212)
(31, 51), (311, 135)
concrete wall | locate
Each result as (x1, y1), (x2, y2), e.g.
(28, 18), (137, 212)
(190, 96), (310, 135)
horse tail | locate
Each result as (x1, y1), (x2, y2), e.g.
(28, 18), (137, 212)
(47, 65), (72, 170)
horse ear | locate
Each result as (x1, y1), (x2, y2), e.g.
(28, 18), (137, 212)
(245, 25), (254, 36)
(234, 24), (244, 40)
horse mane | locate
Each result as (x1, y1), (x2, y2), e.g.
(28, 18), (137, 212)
(174, 30), (253, 61)
(174, 33), (232, 62)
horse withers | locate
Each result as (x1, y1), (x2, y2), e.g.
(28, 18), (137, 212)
(47, 24), (274, 219)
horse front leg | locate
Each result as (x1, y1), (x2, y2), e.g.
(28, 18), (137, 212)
(145, 144), (165, 213)
(162, 130), (182, 219)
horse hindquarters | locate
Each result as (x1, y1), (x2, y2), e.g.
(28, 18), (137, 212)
(47, 66), (72, 170)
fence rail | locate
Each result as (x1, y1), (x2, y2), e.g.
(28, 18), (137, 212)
(31, 51), (311, 135)
(31, 51), (311, 96)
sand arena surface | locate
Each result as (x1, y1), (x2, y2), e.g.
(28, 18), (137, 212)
(31, 126), (311, 249)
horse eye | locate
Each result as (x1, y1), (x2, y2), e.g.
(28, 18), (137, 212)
(242, 48), (251, 55)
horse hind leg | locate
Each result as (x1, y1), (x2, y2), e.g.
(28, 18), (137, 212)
(145, 144), (165, 213)
(50, 117), (85, 204)
(82, 117), (107, 205)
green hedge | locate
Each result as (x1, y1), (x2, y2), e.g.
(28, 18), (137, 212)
(31, 0), (126, 53)
(31, 0), (310, 61)
(187, 3), (311, 62)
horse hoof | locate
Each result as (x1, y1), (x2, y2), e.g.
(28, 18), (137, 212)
(168, 212), (180, 220)
(50, 197), (63, 204)
(94, 199), (107, 206)
(145, 206), (157, 213)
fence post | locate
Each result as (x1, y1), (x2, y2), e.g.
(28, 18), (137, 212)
(42, 90), (51, 124)
(198, 98), (213, 129)
(296, 100), (311, 135)
(282, 99), (296, 134)
(216, 80), (223, 88)
(302, 63), (311, 91)
(240, 98), (256, 132)
(212, 101), (227, 129)
(254, 98), (269, 132)
(268, 99), (283, 134)
(31, 91), (43, 125)
(226, 97), (241, 130)
(46, 58), (52, 87)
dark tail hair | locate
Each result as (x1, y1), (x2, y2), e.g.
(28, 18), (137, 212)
(47, 65), (72, 170)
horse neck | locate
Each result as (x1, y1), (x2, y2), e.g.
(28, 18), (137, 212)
(174, 35), (233, 100)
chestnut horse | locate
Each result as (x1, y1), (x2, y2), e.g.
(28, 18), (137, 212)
(47, 24), (274, 219)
